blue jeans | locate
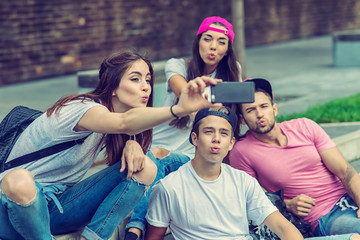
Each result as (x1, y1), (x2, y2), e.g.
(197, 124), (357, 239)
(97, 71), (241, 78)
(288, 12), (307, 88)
(0, 161), (150, 240)
(314, 193), (360, 236)
(125, 151), (190, 237)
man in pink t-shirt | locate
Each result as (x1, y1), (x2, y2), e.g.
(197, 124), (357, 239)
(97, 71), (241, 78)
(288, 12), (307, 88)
(229, 78), (360, 237)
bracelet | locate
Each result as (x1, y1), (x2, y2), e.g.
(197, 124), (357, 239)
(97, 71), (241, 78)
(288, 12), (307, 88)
(170, 104), (180, 119)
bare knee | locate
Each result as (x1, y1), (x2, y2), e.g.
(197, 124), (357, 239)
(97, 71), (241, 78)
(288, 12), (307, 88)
(132, 156), (157, 185)
(351, 234), (360, 240)
(1, 169), (37, 204)
(151, 147), (169, 159)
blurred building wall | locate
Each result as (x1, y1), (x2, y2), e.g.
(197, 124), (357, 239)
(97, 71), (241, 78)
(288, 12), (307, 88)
(0, 0), (359, 85)
(244, 0), (360, 46)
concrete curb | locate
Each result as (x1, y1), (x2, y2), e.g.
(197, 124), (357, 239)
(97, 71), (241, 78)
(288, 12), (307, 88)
(333, 129), (360, 161)
(321, 122), (360, 161)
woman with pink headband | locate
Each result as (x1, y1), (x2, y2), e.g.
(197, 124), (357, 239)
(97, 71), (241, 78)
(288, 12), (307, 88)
(124, 16), (242, 240)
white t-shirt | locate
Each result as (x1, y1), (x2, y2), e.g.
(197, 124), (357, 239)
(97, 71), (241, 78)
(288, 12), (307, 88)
(146, 161), (277, 240)
(151, 58), (216, 158)
(1, 100), (106, 186)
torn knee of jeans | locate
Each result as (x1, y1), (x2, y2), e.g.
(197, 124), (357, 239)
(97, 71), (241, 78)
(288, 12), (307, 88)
(131, 176), (151, 195)
(1, 188), (38, 207)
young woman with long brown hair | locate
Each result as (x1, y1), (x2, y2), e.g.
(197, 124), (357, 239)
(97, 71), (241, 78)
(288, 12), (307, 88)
(0, 51), (220, 240)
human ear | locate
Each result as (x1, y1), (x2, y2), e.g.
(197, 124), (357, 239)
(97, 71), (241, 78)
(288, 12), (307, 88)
(273, 103), (278, 117)
(191, 132), (198, 147)
(228, 137), (235, 151)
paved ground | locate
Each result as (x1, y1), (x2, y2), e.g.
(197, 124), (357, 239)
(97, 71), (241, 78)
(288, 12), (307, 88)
(2, 35), (360, 123)
(1, 35), (360, 240)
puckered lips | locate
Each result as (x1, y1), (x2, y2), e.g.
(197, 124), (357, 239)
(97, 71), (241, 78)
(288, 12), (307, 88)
(210, 146), (220, 153)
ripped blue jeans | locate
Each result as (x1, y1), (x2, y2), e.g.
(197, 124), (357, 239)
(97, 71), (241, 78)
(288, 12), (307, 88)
(0, 161), (150, 240)
(315, 193), (360, 236)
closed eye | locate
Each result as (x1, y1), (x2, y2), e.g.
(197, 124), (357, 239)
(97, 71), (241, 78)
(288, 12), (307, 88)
(218, 39), (227, 45)
(221, 131), (229, 136)
(203, 127), (214, 134)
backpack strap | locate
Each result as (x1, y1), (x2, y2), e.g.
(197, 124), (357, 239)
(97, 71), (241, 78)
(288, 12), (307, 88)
(3, 135), (89, 172)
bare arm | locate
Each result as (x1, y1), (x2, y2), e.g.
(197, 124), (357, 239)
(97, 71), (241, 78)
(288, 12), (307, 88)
(263, 211), (304, 240)
(75, 77), (222, 135)
(169, 74), (196, 120)
(145, 224), (167, 240)
(169, 74), (187, 98)
(320, 146), (360, 217)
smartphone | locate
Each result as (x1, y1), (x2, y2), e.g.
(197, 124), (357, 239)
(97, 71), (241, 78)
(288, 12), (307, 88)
(203, 81), (255, 103)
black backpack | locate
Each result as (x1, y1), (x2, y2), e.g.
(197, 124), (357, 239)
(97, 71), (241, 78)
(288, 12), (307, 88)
(0, 106), (87, 173)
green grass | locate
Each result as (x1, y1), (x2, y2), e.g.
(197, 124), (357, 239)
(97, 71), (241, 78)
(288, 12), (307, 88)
(276, 93), (360, 123)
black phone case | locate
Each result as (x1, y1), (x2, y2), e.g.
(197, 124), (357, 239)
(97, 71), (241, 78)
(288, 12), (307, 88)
(210, 82), (255, 103)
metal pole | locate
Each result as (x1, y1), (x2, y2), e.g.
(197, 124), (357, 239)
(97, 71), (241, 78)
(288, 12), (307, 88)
(232, 0), (246, 79)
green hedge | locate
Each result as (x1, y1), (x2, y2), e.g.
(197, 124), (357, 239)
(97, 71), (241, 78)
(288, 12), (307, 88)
(276, 93), (360, 123)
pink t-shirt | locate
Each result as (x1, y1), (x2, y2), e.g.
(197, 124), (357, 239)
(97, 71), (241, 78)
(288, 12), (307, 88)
(229, 118), (346, 231)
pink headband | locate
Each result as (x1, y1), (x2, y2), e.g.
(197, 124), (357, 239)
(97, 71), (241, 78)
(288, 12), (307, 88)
(196, 16), (234, 43)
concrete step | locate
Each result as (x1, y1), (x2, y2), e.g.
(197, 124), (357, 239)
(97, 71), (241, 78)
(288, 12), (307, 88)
(321, 122), (360, 162)
(54, 226), (121, 240)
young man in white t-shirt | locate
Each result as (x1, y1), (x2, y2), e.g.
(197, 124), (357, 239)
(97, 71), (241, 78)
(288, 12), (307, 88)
(145, 106), (304, 240)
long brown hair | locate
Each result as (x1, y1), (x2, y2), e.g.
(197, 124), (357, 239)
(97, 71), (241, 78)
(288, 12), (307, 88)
(47, 51), (154, 165)
(171, 22), (241, 134)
